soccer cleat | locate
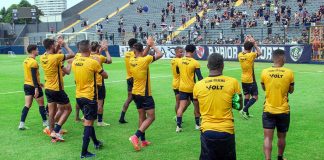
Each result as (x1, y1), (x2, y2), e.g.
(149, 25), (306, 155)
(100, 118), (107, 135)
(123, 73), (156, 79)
(176, 126), (183, 133)
(18, 122), (28, 130)
(240, 110), (249, 120)
(51, 132), (64, 142)
(195, 125), (200, 130)
(42, 120), (49, 127)
(141, 140), (151, 147)
(81, 152), (96, 158)
(129, 135), (140, 151)
(43, 127), (51, 136)
(119, 119), (128, 124)
(97, 122), (110, 127)
(94, 140), (104, 150)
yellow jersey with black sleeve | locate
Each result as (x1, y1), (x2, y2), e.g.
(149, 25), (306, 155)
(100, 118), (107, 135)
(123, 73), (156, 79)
(72, 56), (103, 100)
(238, 52), (257, 83)
(193, 75), (241, 134)
(23, 57), (41, 87)
(125, 51), (135, 79)
(90, 53), (108, 86)
(178, 57), (201, 93)
(261, 67), (294, 114)
(171, 58), (181, 90)
(40, 53), (65, 91)
(130, 55), (154, 96)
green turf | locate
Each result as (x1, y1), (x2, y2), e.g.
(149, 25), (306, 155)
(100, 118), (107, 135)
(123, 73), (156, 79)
(0, 55), (323, 160)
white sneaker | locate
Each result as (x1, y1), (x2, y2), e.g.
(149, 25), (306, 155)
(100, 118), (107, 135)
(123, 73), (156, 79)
(97, 122), (110, 127)
(42, 120), (49, 127)
(195, 125), (200, 130)
(176, 126), (182, 133)
(239, 110), (249, 120)
(51, 132), (64, 141)
(18, 122), (28, 130)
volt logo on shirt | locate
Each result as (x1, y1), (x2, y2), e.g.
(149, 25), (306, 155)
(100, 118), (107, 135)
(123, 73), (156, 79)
(269, 74), (283, 78)
(206, 85), (224, 90)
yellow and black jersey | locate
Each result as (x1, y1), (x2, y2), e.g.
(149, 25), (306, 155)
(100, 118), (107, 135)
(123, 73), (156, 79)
(90, 53), (108, 86)
(178, 57), (201, 93)
(130, 55), (154, 96)
(238, 52), (257, 83)
(193, 76), (241, 134)
(72, 56), (103, 100)
(40, 53), (65, 91)
(261, 67), (294, 114)
(23, 57), (41, 87)
(171, 58), (181, 90)
(125, 51), (135, 79)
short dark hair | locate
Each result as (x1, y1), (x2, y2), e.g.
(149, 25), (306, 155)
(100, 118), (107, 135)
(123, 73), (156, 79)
(91, 41), (100, 52)
(133, 42), (143, 52)
(272, 49), (285, 58)
(79, 40), (90, 53)
(128, 38), (138, 48)
(175, 46), (183, 52)
(243, 41), (254, 50)
(43, 39), (55, 50)
(27, 44), (37, 53)
(207, 53), (224, 70)
(185, 44), (196, 53)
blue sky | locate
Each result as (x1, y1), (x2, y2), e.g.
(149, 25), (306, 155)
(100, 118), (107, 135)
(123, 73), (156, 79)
(0, 0), (82, 9)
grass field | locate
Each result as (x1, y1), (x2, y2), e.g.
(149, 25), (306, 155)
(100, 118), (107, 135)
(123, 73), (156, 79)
(0, 55), (323, 160)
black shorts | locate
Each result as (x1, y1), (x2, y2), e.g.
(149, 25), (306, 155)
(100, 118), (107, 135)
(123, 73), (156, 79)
(24, 84), (43, 98)
(242, 82), (258, 96)
(200, 131), (236, 160)
(262, 112), (290, 133)
(77, 98), (98, 120)
(127, 78), (134, 92)
(173, 89), (179, 95)
(45, 89), (70, 105)
(132, 95), (155, 110)
(179, 91), (193, 101)
(97, 85), (106, 100)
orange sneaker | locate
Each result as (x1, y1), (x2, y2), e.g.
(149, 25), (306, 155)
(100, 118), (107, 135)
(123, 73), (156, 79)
(129, 135), (140, 151)
(43, 127), (50, 136)
(141, 140), (151, 147)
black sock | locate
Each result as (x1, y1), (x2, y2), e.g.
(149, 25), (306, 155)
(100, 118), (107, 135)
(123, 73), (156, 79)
(54, 124), (62, 133)
(176, 117), (182, 128)
(195, 117), (200, 126)
(39, 106), (47, 121)
(244, 99), (249, 106)
(243, 98), (256, 113)
(90, 126), (99, 145)
(120, 111), (126, 120)
(20, 106), (29, 122)
(135, 130), (143, 138)
(98, 114), (103, 122)
(278, 155), (283, 160)
(82, 126), (91, 155)
(140, 132), (145, 141)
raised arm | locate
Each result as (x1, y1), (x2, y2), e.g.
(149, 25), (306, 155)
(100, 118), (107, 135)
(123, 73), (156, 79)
(63, 42), (75, 60)
(101, 40), (112, 64)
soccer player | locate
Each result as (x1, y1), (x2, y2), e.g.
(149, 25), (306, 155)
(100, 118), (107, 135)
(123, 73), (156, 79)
(261, 49), (294, 160)
(171, 46), (184, 115)
(74, 42), (83, 122)
(119, 38), (151, 123)
(90, 40), (112, 126)
(128, 41), (163, 151)
(40, 38), (75, 141)
(193, 53), (243, 160)
(176, 44), (203, 132)
(238, 35), (261, 119)
(72, 40), (108, 158)
(18, 44), (48, 130)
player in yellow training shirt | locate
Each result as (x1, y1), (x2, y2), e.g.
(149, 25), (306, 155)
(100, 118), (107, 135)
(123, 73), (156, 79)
(40, 38), (75, 142)
(72, 40), (108, 158)
(128, 40), (163, 151)
(238, 35), (261, 119)
(193, 53), (243, 160)
(119, 38), (152, 123)
(176, 44), (203, 133)
(261, 49), (294, 160)
(18, 44), (48, 130)
(90, 40), (112, 127)
(171, 46), (184, 115)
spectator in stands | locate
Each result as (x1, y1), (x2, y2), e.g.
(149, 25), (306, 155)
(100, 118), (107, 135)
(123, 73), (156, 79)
(146, 19), (150, 28)
(72, 27), (75, 33)
(50, 27), (54, 34)
(133, 24), (137, 36)
(168, 25), (173, 36)
(106, 15), (109, 23)
(182, 15), (186, 27)
(172, 15), (176, 27)
(312, 37), (321, 60)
